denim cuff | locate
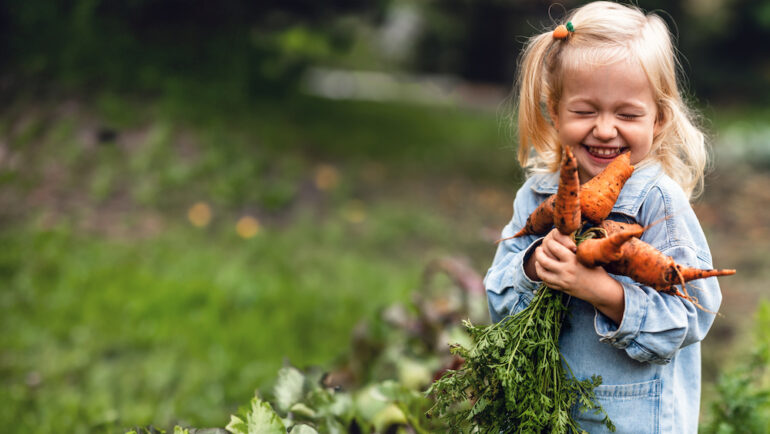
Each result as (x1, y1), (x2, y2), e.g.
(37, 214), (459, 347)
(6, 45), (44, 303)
(594, 280), (649, 349)
(512, 238), (543, 293)
(485, 237), (543, 295)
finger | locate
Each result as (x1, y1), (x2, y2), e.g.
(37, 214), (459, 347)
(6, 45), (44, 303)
(552, 230), (577, 252)
(535, 249), (562, 273)
(535, 261), (562, 291)
(548, 240), (577, 262)
(539, 237), (560, 261)
(534, 260), (551, 282)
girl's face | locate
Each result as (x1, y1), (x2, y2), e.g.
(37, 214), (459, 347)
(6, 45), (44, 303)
(551, 60), (660, 184)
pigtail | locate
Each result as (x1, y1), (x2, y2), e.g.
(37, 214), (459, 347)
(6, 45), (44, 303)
(644, 14), (709, 199)
(515, 32), (561, 172)
(654, 97), (707, 198)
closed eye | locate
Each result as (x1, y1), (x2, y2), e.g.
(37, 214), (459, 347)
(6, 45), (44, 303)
(619, 113), (641, 120)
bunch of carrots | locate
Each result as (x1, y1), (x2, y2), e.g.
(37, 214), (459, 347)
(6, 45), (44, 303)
(513, 147), (735, 305)
(427, 148), (735, 432)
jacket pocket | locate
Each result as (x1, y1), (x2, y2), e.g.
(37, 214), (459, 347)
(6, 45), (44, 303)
(510, 293), (532, 316)
(572, 378), (661, 434)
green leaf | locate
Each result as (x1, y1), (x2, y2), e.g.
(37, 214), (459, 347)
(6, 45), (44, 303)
(226, 397), (286, 434)
(225, 416), (247, 434)
(320, 417), (347, 434)
(288, 424), (319, 434)
(289, 402), (317, 420)
(326, 391), (353, 419)
(274, 366), (306, 413)
(173, 428), (190, 434)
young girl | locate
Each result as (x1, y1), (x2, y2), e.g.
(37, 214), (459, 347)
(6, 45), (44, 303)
(485, 2), (721, 433)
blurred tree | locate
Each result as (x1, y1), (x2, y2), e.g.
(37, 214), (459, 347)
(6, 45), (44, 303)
(0, 0), (388, 100)
(1, 0), (768, 104)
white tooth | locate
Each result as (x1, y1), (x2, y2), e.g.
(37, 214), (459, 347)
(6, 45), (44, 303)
(588, 146), (621, 157)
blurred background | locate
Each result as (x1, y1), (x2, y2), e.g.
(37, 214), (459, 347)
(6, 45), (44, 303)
(1, 0), (769, 432)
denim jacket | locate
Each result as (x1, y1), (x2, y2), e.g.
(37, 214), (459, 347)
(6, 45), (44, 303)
(485, 162), (722, 433)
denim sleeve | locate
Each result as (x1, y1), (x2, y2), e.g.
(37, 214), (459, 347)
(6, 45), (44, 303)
(593, 184), (723, 364)
(485, 179), (546, 324)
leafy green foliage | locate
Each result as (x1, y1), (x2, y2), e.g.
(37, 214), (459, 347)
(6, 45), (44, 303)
(125, 426), (214, 434)
(219, 367), (439, 433)
(226, 396), (286, 434)
(702, 301), (770, 433)
(428, 285), (615, 433)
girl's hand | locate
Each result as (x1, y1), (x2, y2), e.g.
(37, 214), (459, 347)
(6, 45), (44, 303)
(531, 228), (579, 292)
(529, 228), (626, 324)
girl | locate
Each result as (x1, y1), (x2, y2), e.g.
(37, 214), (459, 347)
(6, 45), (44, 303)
(485, 2), (721, 433)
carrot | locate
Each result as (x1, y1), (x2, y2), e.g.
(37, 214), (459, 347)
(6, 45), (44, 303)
(597, 220), (735, 299)
(576, 225), (644, 267)
(678, 267), (736, 283)
(512, 196), (555, 238)
(579, 152), (634, 224)
(599, 219), (643, 235)
(553, 146), (581, 235)
(513, 152), (634, 238)
(604, 235), (735, 300)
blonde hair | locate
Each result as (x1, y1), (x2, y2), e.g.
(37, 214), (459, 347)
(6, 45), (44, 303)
(514, 1), (707, 198)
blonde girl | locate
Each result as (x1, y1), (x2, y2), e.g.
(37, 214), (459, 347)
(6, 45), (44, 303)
(485, 2), (721, 432)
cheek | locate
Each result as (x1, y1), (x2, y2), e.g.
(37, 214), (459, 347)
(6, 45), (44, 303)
(624, 124), (654, 145)
(559, 122), (586, 140)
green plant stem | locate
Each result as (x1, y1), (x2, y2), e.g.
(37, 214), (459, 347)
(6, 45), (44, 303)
(505, 286), (547, 373)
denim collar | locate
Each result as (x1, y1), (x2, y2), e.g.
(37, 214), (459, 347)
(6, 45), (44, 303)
(530, 161), (664, 218)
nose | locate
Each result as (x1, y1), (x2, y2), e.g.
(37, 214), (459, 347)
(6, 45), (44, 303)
(592, 115), (618, 141)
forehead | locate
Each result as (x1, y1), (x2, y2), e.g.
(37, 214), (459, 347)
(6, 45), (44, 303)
(560, 59), (655, 103)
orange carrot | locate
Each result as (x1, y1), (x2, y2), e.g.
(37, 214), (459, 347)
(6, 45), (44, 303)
(512, 196), (555, 238)
(598, 220), (735, 299)
(576, 225), (644, 267)
(514, 152), (634, 238)
(579, 152), (634, 224)
(553, 147), (581, 235)
(678, 268), (737, 283)
(604, 235), (735, 299)
(599, 219), (643, 235)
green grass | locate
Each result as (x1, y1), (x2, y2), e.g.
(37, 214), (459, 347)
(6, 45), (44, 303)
(0, 203), (467, 432)
(0, 92), (507, 431)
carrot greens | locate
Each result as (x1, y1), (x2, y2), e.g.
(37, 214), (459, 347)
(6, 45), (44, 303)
(427, 280), (615, 433)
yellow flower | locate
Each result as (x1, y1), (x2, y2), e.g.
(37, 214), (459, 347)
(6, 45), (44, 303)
(236, 216), (261, 239)
(188, 202), (212, 227)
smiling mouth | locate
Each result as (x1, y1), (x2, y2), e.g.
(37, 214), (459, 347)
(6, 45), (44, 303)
(583, 145), (629, 159)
